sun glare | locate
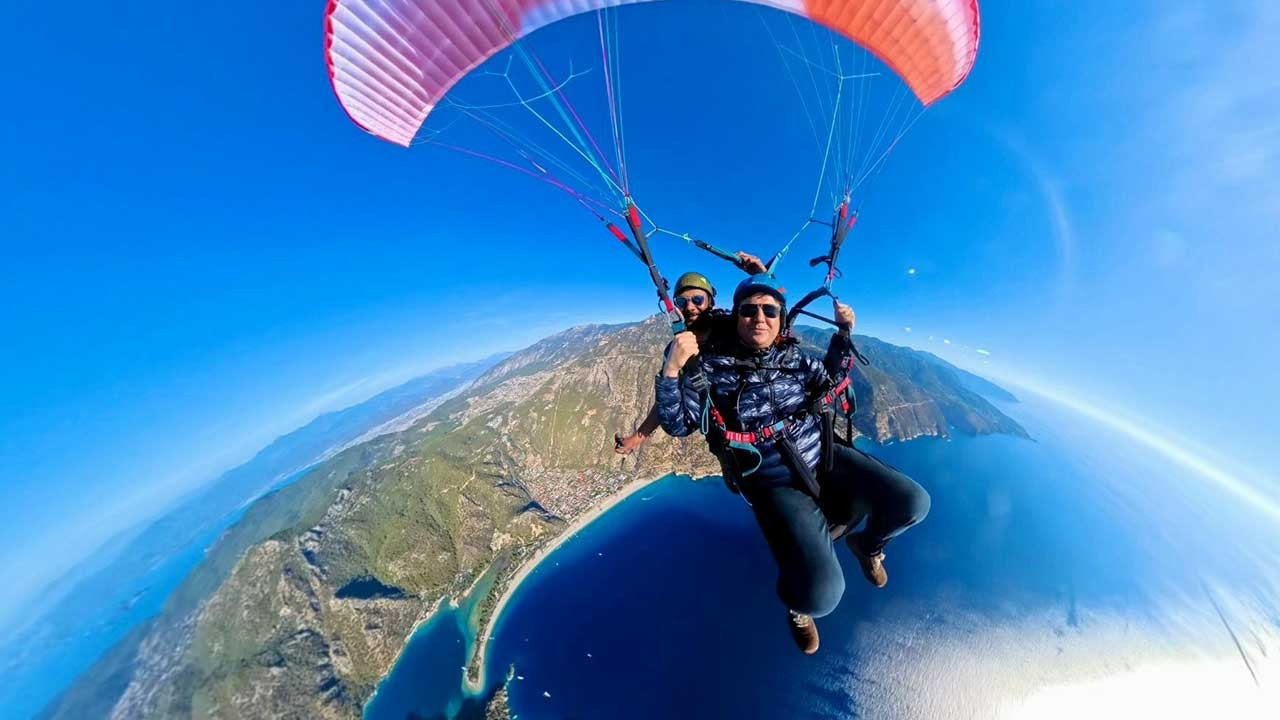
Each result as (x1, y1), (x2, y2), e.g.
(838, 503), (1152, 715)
(997, 656), (1277, 720)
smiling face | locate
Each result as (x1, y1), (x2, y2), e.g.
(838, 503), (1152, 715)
(735, 292), (783, 349)
(674, 287), (712, 324)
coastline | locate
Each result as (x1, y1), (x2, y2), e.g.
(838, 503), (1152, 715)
(362, 593), (448, 709)
(462, 473), (670, 694)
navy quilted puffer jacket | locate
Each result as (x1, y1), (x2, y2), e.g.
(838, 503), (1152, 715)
(655, 327), (855, 490)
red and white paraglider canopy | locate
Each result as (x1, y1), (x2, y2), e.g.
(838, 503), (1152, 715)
(324, 0), (980, 147)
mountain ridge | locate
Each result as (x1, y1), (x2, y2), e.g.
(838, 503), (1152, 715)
(10, 355), (504, 720)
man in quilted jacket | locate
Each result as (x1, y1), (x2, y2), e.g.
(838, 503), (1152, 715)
(655, 274), (931, 655)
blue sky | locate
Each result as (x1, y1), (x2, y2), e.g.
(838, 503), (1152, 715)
(2, 0), (1277, 627)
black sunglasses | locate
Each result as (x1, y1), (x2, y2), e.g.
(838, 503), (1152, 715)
(674, 295), (708, 309)
(737, 303), (781, 319)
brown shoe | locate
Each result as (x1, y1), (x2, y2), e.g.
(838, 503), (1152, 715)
(787, 610), (820, 655)
(846, 535), (888, 588)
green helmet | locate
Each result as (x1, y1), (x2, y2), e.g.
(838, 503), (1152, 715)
(674, 272), (715, 298)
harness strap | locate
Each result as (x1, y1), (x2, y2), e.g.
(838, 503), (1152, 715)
(818, 404), (836, 473)
(817, 376), (852, 410)
(707, 378), (853, 448)
(719, 418), (789, 445)
(699, 346), (861, 481)
(778, 432), (821, 498)
(726, 440), (764, 476)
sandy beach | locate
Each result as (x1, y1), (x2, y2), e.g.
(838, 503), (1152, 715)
(463, 473), (669, 693)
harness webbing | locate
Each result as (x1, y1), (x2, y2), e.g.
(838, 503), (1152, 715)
(702, 367), (856, 478)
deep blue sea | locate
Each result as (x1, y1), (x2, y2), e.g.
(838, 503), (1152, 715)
(369, 392), (1280, 719)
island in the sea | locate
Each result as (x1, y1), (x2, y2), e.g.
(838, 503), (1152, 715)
(40, 316), (1025, 720)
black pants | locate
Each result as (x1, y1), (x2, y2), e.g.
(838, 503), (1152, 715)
(743, 444), (930, 618)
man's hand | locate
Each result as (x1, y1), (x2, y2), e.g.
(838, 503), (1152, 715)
(614, 432), (647, 455)
(737, 252), (769, 275)
(663, 331), (700, 378)
(833, 300), (855, 335)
